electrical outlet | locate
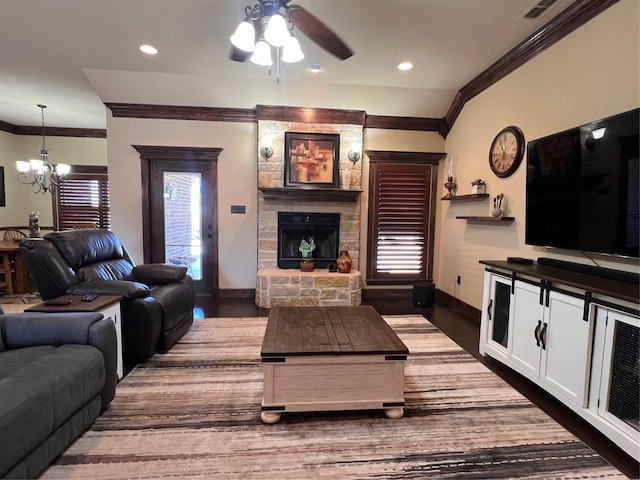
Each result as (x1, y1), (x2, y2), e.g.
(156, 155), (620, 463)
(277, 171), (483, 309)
(456, 275), (461, 285)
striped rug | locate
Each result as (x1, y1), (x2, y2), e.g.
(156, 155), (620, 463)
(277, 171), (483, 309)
(41, 316), (624, 479)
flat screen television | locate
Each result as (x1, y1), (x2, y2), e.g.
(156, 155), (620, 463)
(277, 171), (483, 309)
(525, 108), (639, 258)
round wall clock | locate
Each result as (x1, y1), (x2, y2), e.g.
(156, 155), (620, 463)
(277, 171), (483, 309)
(489, 126), (525, 178)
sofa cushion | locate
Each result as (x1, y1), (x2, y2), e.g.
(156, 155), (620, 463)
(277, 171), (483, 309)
(66, 279), (150, 299)
(150, 282), (195, 331)
(133, 264), (187, 285)
(2, 396), (101, 479)
(46, 230), (125, 270)
(0, 345), (105, 476)
(77, 258), (134, 282)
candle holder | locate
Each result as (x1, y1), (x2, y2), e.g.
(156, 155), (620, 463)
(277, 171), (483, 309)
(444, 176), (457, 198)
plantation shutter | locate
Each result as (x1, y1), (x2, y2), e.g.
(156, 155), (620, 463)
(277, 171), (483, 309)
(53, 166), (110, 230)
(366, 154), (439, 284)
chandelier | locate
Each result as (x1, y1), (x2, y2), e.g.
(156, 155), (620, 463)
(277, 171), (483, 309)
(230, 1), (304, 67)
(16, 104), (71, 194)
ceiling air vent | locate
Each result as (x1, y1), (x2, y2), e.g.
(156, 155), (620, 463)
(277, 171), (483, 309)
(524, 0), (558, 19)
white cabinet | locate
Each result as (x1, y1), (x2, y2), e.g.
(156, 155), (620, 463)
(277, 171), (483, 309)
(482, 272), (593, 407)
(539, 289), (593, 406)
(479, 261), (639, 460)
(589, 306), (640, 455)
(509, 280), (544, 377)
(479, 271), (512, 361)
(99, 302), (123, 380)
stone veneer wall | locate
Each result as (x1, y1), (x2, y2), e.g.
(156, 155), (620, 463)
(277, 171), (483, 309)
(257, 120), (363, 271)
(256, 269), (362, 308)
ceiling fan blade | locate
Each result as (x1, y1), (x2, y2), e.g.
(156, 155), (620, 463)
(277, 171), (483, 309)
(287, 5), (353, 60)
(230, 46), (251, 62)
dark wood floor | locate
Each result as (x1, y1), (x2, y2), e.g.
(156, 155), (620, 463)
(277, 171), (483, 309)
(195, 293), (640, 479)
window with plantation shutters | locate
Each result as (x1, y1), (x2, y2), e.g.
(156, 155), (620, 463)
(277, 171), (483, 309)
(53, 166), (110, 230)
(366, 152), (440, 284)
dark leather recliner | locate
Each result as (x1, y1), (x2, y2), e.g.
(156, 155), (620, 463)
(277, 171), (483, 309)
(19, 230), (196, 364)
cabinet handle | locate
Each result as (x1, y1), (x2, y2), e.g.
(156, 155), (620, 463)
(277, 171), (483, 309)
(487, 299), (493, 321)
(540, 322), (548, 350)
(534, 320), (542, 347)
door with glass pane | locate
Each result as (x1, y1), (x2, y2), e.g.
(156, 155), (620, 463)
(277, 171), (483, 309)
(148, 160), (216, 293)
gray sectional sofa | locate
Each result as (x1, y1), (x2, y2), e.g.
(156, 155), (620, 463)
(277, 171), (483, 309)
(0, 311), (117, 479)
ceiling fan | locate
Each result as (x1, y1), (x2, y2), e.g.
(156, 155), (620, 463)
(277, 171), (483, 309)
(230, 0), (354, 64)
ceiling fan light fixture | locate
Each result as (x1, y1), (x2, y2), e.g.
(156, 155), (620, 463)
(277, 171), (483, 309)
(281, 35), (304, 63)
(264, 14), (290, 47)
(250, 39), (273, 66)
(230, 20), (256, 52)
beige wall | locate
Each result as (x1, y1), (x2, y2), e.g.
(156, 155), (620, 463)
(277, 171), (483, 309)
(106, 114), (443, 289)
(0, 130), (106, 229)
(437, 0), (640, 309)
(106, 115), (257, 289)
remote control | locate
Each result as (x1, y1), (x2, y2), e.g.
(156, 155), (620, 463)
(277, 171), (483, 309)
(44, 298), (72, 306)
(82, 294), (98, 302)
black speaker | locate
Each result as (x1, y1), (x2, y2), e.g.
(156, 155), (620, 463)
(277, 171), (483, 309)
(412, 282), (435, 307)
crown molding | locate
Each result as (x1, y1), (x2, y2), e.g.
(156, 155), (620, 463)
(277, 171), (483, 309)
(257, 105), (365, 125)
(0, 120), (106, 138)
(440, 0), (620, 138)
(3, 0), (620, 142)
(107, 103), (257, 123)
(365, 115), (442, 132)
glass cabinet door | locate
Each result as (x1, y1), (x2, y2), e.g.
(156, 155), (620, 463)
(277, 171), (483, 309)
(598, 310), (640, 441)
(488, 275), (512, 351)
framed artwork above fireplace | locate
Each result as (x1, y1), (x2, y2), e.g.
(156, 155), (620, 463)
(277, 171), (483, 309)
(284, 132), (340, 188)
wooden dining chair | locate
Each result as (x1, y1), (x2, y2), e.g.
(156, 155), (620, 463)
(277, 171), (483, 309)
(72, 223), (97, 230)
(0, 252), (14, 295)
(3, 229), (28, 242)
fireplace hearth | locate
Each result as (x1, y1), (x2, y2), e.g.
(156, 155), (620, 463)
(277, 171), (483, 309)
(278, 212), (340, 269)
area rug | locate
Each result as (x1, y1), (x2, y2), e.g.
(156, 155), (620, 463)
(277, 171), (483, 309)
(40, 316), (624, 479)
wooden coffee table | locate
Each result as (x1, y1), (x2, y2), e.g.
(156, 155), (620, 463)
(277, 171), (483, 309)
(260, 305), (409, 423)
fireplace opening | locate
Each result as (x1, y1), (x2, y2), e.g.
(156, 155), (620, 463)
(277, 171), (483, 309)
(278, 212), (340, 269)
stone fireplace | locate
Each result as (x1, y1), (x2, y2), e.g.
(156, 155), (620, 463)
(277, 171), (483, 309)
(255, 114), (364, 307)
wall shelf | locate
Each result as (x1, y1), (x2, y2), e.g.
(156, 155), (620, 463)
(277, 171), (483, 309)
(442, 194), (489, 201)
(457, 216), (514, 223)
(259, 187), (362, 202)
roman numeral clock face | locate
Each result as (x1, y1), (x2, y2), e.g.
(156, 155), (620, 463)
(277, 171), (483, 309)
(489, 126), (525, 178)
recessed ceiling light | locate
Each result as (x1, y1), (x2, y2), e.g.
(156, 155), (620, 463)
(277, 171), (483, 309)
(397, 62), (413, 71)
(139, 44), (158, 55)
(307, 63), (322, 73)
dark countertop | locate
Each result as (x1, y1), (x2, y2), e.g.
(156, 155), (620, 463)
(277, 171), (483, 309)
(480, 260), (639, 305)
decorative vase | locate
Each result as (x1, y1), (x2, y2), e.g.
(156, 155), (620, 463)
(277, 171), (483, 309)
(472, 184), (486, 194)
(28, 211), (41, 238)
(336, 250), (352, 273)
(341, 169), (352, 190)
(300, 259), (315, 272)
(491, 208), (503, 217)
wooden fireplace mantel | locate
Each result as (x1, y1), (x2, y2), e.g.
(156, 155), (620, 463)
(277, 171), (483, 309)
(259, 187), (362, 202)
